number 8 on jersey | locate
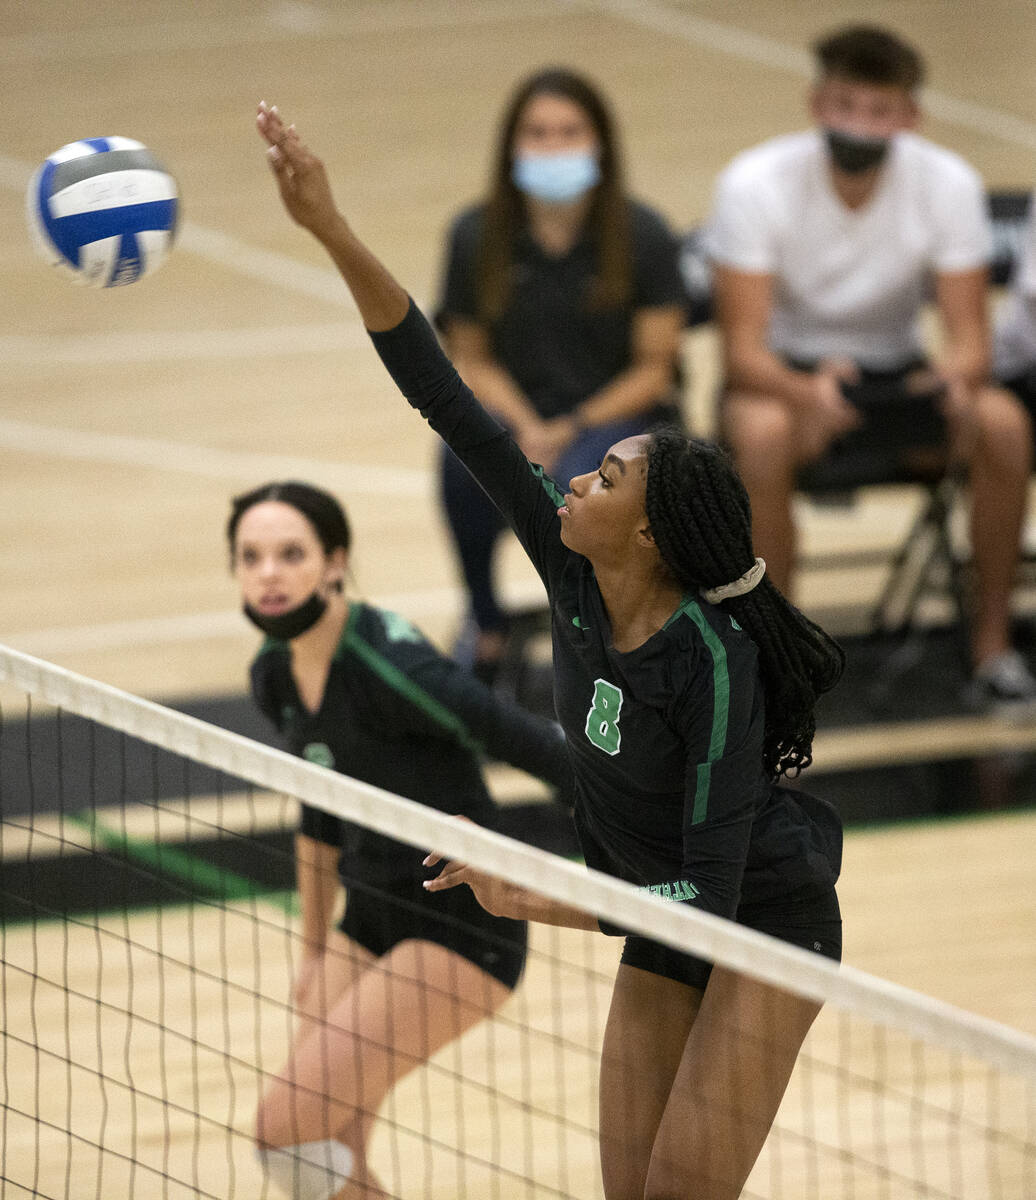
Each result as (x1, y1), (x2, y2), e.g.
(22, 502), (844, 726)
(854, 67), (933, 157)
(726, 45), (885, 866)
(585, 678), (623, 755)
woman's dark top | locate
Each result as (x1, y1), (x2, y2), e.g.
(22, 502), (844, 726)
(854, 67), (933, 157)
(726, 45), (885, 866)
(251, 600), (571, 885)
(437, 200), (686, 420)
(369, 302), (842, 930)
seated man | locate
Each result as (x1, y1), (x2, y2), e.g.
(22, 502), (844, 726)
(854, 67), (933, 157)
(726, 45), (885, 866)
(995, 190), (1036, 422)
(706, 22), (1035, 708)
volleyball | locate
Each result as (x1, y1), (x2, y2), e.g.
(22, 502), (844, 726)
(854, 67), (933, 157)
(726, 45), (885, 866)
(26, 137), (179, 288)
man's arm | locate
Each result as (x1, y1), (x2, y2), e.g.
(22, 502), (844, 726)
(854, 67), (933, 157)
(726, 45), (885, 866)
(934, 266), (993, 389)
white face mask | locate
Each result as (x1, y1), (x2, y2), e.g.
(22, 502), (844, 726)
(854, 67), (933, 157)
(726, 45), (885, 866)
(511, 150), (601, 204)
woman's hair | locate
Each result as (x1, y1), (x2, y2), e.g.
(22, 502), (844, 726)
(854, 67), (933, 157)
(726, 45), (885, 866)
(226, 480), (352, 558)
(477, 66), (631, 322)
(645, 429), (845, 780)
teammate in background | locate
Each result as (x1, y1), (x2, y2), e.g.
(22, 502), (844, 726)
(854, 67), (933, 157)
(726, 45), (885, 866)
(436, 67), (685, 682)
(228, 480), (571, 1199)
(994, 190), (1036, 423)
(257, 103), (844, 1200)
(706, 24), (1035, 708)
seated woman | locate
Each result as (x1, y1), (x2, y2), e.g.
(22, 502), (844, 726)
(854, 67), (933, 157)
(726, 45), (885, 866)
(436, 66), (686, 680)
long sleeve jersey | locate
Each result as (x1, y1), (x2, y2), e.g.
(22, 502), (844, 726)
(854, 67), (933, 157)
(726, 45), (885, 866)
(251, 600), (572, 886)
(369, 301), (841, 927)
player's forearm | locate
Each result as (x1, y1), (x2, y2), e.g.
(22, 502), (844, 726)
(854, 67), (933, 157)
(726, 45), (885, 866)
(316, 216), (411, 333)
(936, 331), (992, 391)
(724, 339), (817, 410)
(490, 882), (599, 929)
(521, 893), (599, 929)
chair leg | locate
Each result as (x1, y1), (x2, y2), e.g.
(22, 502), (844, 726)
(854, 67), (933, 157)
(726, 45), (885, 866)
(868, 473), (966, 638)
(865, 472), (969, 704)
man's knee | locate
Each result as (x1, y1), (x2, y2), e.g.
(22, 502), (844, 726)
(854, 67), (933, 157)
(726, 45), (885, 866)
(974, 385), (1034, 467)
(723, 393), (802, 486)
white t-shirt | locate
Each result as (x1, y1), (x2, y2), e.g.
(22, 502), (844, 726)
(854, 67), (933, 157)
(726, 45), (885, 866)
(994, 195), (1036, 380)
(705, 129), (992, 369)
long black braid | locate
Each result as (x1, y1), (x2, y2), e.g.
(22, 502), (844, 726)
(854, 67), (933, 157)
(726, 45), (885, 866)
(645, 428), (845, 779)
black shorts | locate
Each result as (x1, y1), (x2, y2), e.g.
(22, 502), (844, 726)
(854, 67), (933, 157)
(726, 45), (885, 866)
(1003, 370), (1036, 424)
(339, 872), (527, 991)
(619, 886), (842, 991)
(789, 359), (948, 487)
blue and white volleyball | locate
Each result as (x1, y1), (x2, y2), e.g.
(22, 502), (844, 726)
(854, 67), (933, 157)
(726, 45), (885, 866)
(26, 137), (179, 288)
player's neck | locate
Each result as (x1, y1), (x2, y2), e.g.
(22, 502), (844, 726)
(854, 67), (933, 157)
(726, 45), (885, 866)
(288, 597), (347, 666)
(595, 567), (682, 653)
(288, 598), (348, 715)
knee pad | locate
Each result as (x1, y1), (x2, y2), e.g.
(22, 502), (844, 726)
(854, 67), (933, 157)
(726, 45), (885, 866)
(256, 1139), (354, 1199)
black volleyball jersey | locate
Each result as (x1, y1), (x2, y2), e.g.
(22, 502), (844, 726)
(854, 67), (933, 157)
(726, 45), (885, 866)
(370, 301), (842, 926)
(250, 600), (571, 885)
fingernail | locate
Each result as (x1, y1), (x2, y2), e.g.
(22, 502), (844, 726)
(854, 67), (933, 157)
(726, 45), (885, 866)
(422, 881), (431, 889)
(422, 855), (431, 866)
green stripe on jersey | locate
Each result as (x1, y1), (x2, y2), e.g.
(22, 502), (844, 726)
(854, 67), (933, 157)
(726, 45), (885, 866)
(529, 462), (566, 508)
(666, 597), (730, 825)
(339, 604), (483, 755)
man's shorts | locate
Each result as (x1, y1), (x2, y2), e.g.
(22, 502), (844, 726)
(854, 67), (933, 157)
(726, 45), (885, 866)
(790, 359), (948, 487)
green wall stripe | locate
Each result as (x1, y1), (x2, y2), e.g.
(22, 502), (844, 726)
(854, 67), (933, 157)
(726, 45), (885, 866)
(65, 810), (278, 906)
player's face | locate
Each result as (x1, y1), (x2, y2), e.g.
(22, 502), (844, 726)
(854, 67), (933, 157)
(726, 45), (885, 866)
(558, 435), (651, 562)
(232, 501), (343, 616)
(811, 76), (918, 140)
(512, 93), (600, 158)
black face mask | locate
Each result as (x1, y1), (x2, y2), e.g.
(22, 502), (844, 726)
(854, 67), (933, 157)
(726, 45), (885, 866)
(824, 128), (891, 174)
(243, 591), (327, 640)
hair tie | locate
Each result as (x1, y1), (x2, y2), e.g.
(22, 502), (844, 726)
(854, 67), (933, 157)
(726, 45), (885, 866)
(702, 557), (766, 604)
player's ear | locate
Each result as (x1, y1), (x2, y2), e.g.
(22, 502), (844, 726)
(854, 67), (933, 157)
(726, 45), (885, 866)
(635, 522), (657, 549)
(326, 546), (348, 591)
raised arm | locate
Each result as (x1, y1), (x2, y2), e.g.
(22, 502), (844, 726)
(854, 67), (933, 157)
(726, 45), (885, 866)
(256, 101), (408, 332)
(256, 102), (573, 592)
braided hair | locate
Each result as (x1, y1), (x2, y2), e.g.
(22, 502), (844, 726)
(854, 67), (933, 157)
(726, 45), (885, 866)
(645, 428), (844, 779)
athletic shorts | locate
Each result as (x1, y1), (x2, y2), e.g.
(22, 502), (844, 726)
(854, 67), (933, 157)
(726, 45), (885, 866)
(338, 872), (527, 991)
(1002, 370), (1036, 424)
(787, 359), (948, 486)
(619, 885), (842, 991)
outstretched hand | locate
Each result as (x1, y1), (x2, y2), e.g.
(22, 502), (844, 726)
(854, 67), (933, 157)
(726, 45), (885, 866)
(423, 817), (530, 920)
(256, 100), (344, 244)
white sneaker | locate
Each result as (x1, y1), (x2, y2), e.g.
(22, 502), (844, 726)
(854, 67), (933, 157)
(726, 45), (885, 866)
(967, 649), (1036, 716)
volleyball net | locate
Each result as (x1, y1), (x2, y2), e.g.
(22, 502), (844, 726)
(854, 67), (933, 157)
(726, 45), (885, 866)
(1, 643), (1034, 1199)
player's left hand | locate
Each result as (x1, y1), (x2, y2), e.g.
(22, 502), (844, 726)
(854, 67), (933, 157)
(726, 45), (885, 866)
(423, 819), (529, 919)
